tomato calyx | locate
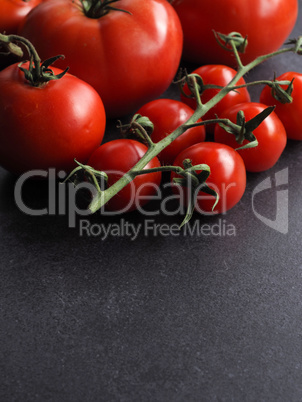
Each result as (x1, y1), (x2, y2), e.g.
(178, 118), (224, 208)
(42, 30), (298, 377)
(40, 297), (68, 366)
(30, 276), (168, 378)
(19, 55), (69, 87)
(177, 70), (224, 103)
(218, 105), (275, 150)
(214, 31), (248, 55)
(80, 0), (132, 18)
(269, 73), (294, 104)
(118, 114), (154, 146)
(0, 33), (69, 87)
(172, 159), (218, 226)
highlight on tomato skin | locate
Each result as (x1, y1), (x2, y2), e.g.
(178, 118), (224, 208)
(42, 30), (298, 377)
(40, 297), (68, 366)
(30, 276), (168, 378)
(136, 98), (206, 166)
(214, 102), (287, 173)
(180, 64), (250, 133)
(171, 142), (247, 215)
(260, 71), (302, 141)
(87, 139), (162, 213)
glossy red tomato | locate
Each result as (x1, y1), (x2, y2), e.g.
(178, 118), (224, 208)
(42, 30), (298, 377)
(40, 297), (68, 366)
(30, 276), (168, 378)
(260, 72), (302, 141)
(171, 142), (246, 214)
(171, 0), (298, 67)
(181, 65), (250, 132)
(0, 0), (41, 33)
(20, 0), (183, 118)
(0, 0), (41, 69)
(87, 139), (162, 212)
(136, 99), (206, 165)
(214, 102), (287, 172)
(0, 62), (106, 175)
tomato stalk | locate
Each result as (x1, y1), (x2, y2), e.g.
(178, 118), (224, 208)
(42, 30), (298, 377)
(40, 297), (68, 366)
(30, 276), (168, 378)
(0, 33), (69, 86)
(78, 35), (302, 219)
(80, 0), (131, 18)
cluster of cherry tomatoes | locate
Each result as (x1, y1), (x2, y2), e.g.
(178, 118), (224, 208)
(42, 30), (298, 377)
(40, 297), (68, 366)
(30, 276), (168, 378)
(0, 0), (300, 219)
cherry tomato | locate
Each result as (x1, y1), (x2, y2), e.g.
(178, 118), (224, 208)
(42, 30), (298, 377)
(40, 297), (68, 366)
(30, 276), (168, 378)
(260, 71), (302, 141)
(0, 0), (41, 70)
(136, 99), (206, 165)
(171, 0), (298, 67)
(0, 62), (106, 175)
(181, 65), (250, 133)
(171, 142), (246, 214)
(214, 102), (287, 172)
(20, 0), (183, 118)
(87, 139), (162, 212)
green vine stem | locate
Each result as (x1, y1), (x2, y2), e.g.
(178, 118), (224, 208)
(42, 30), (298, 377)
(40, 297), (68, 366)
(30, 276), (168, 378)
(72, 35), (302, 215)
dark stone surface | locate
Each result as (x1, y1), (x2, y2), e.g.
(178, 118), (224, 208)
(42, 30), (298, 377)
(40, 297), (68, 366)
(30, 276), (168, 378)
(1, 3), (302, 401)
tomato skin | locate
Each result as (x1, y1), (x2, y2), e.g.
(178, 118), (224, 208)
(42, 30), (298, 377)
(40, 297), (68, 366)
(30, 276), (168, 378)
(0, 0), (41, 33)
(136, 99), (206, 165)
(180, 65), (250, 132)
(260, 72), (302, 141)
(88, 139), (161, 212)
(0, 63), (106, 175)
(214, 102), (287, 172)
(0, 0), (42, 70)
(171, 0), (298, 67)
(20, 0), (183, 118)
(171, 142), (246, 214)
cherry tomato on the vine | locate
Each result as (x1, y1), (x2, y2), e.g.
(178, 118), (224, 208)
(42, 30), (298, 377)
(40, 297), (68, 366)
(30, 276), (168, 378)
(214, 102), (287, 172)
(181, 65), (250, 132)
(171, 0), (298, 67)
(136, 99), (206, 165)
(0, 62), (106, 175)
(20, 0), (183, 118)
(87, 139), (162, 212)
(260, 72), (302, 141)
(171, 142), (246, 215)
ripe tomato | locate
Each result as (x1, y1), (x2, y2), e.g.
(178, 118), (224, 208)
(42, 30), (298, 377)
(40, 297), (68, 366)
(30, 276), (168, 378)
(171, 142), (246, 214)
(0, 62), (106, 175)
(0, 0), (41, 33)
(171, 0), (298, 67)
(87, 139), (161, 212)
(260, 72), (302, 141)
(20, 0), (183, 118)
(136, 99), (206, 165)
(214, 102), (287, 172)
(0, 0), (41, 69)
(181, 65), (250, 132)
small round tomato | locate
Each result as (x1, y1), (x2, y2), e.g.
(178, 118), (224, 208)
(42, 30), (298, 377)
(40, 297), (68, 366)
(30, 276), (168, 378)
(171, 142), (246, 214)
(0, 62), (106, 175)
(214, 102), (287, 172)
(87, 139), (161, 212)
(181, 65), (250, 132)
(136, 99), (206, 165)
(171, 0), (298, 67)
(260, 72), (302, 141)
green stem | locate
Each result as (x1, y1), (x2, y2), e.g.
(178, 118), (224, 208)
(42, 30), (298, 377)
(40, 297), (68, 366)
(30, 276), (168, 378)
(88, 43), (301, 214)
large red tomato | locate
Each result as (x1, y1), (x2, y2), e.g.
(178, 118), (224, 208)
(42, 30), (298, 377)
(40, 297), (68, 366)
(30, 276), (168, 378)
(260, 72), (302, 141)
(20, 0), (183, 118)
(0, 62), (106, 175)
(171, 0), (298, 67)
